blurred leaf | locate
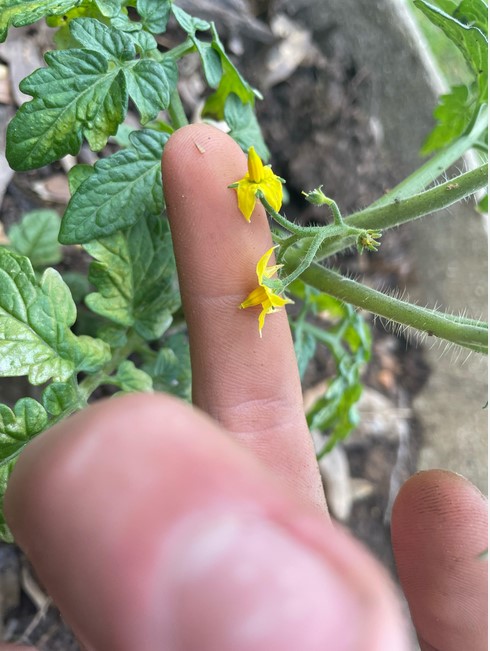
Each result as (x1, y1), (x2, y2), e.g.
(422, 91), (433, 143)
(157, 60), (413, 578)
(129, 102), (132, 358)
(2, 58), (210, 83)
(171, 4), (210, 33)
(7, 210), (62, 268)
(60, 129), (169, 244)
(421, 85), (474, 153)
(0, 0), (83, 42)
(42, 382), (80, 416)
(0, 397), (49, 542)
(415, 0), (488, 154)
(224, 93), (269, 160)
(136, 0), (171, 33)
(289, 281), (371, 452)
(203, 24), (259, 120)
(111, 360), (153, 392)
(143, 333), (191, 400)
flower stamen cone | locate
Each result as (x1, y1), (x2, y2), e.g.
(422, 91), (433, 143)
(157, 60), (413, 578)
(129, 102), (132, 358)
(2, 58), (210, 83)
(240, 246), (293, 337)
(229, 147), (283, 222)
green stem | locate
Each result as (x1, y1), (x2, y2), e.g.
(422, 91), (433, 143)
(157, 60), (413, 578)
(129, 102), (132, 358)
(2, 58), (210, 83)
(370, 106), (488, 208)
(168, 89), (189, 129)
(317, 163), (488, 259)
(285, 259), (487, 353)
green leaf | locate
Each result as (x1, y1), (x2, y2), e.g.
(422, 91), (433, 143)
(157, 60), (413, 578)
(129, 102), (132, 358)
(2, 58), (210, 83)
(68, 164), (95, 195)
(192, 38), (223, 88)
(414, 0), (488, 100)
(421, 84), (474, 153)
(95, 0), (126, 17)
(143, 333), (191, 400)
(6, 18), (173, 171)
(0, 0), (83, 42)
(171, 4), (210, 33)
(203, 24), (259, 120)
(124, 59), (171, 124)
(0, 248), (110, 384)
(70, 14), (136, 60)
(7, 210), (62, 268)
(42, 382), (80, 416)
(60, 129), (169, 244)
(0, 460), (15, 542)
(112, 360), (153, 392)
(224, 93), (269, 160)
(294, 328), (317, 380)
(289, 282), (371, 452)
(84, 214), (180, 340)
(0, 396), (49, 542)
(6, 47), (127, 171)
(136, 0), (171, 33)
(60, 271), (92, 303)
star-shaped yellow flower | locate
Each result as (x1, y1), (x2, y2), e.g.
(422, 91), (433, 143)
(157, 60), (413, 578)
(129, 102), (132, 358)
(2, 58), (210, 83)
(240, 246), (293, 336)
(231, 147), (283, 222)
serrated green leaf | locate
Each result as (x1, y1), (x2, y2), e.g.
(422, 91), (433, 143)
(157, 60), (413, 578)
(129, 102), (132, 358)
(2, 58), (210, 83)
(60, 129), (168, 243)
(112, 360), (153, 392)
(414, 0), (487, 100)
(0, 396), (49, 541)
(203, 24), (259, 120)
(136, 0), (171, 33)
(171, 4), (210, 33)
(84, 214), (180, 340)
(6, 47), (127, 170)
(224, 93), (269, 160)
(70, 15), (136, 60)
(124, 59), (171, 123)
(7, 210), (62, 268)
(0, 248), (110, 384)
(0, 0), (83, 42)
(7, 18), (172, 171)
(42, 382), (79, 416)
(421, 84), (473, 153)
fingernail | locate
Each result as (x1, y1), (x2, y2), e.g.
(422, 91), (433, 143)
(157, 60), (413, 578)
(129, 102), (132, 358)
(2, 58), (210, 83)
(154, 511), (365, 651)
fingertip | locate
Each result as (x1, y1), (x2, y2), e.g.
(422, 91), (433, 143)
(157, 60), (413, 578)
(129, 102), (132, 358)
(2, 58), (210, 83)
(391, 470), (488, 651)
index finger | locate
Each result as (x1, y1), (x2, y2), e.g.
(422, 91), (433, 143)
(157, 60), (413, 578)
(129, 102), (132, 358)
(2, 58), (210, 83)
(162, 124), (325, 513)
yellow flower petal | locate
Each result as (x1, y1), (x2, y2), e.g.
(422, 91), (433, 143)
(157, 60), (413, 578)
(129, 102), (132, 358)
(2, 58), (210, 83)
(230, 148), (283, 221)
(236, 179), (256, 222)
(240, 286), (268, 309)
(260, 169), (283, 213)
(256, 246), (277, 283)
(240, 246), (293, 336)
(247, 146), (264, 182)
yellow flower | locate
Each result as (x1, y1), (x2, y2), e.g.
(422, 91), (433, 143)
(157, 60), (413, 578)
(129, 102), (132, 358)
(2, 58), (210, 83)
(240, 247), (293, 336)
(231, 147), (283, 222)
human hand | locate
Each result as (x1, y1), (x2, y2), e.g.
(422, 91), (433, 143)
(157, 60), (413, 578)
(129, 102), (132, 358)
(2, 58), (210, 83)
(2, 125), (487, 651)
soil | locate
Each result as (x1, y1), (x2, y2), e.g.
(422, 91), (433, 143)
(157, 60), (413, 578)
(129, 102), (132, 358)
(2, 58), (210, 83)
(0, 4), (432, 648)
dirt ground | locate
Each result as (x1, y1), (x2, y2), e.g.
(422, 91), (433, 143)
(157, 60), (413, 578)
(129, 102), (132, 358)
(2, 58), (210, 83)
(0, 2), (479, 648)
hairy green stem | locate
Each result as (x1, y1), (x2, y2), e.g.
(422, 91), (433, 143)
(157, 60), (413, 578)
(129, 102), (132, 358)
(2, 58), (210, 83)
(285, 259), (487, 353)
(317, 163), (488, 259)
(370, 106), (488, 208)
